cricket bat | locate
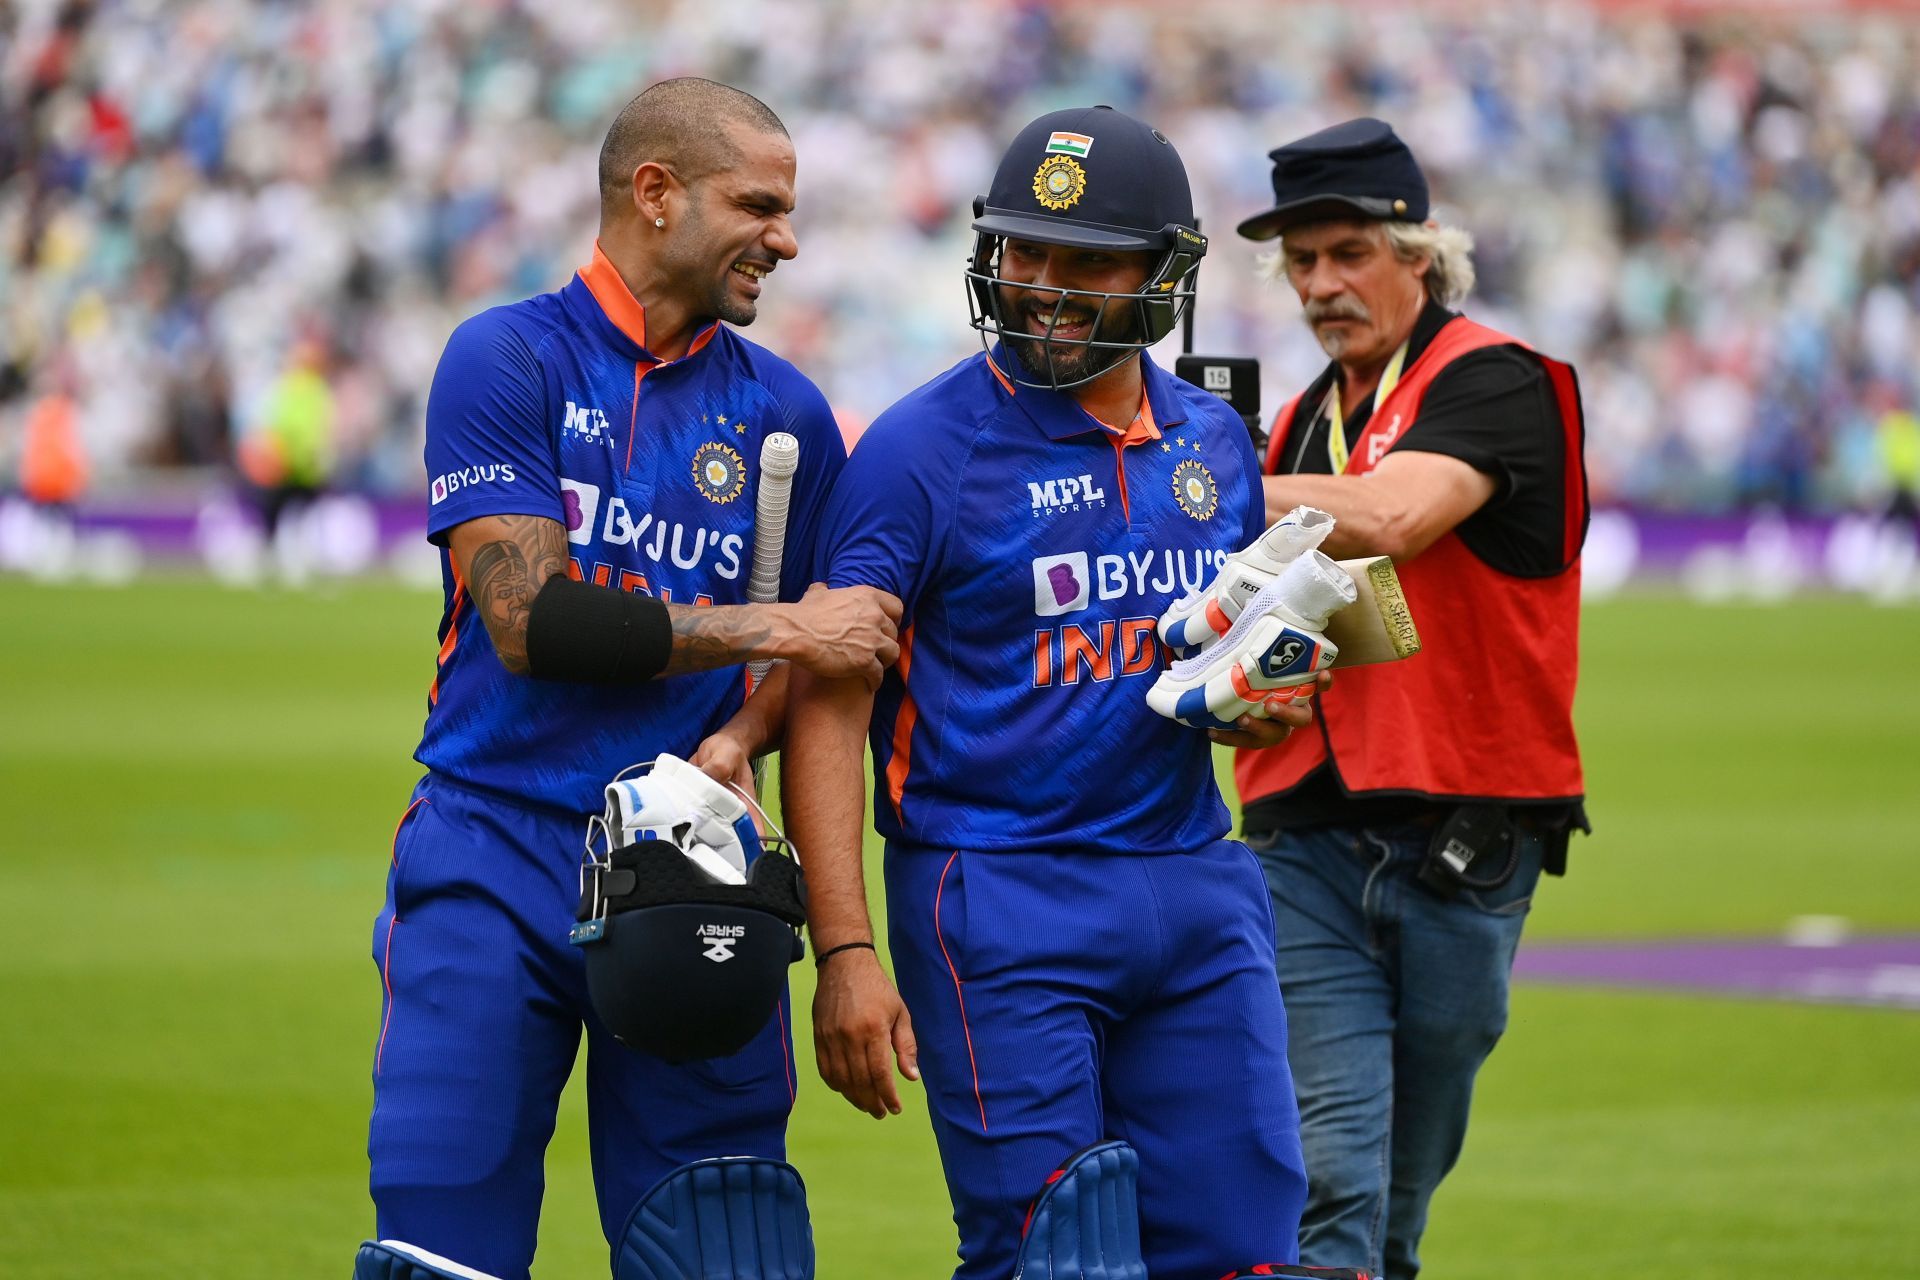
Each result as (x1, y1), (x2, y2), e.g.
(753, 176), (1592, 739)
(1326, 556), (1421, 667)
(745, 432), (800, 687)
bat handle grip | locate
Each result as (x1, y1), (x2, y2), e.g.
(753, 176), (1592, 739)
(746, 432), (801, 688)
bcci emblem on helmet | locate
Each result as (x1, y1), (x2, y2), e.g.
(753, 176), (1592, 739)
(691, 441), (746, 504)
(1171, 458), (1218, 521)
(1032, 155), (1087, 212)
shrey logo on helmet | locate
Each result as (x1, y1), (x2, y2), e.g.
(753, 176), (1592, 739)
(966, 104), (1208, 391)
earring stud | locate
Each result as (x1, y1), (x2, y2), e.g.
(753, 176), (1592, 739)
(654, 217), (665, 228)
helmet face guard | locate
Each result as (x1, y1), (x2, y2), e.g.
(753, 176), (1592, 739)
(965, 222), (1206, 391)
(571, 769), (807, 1063)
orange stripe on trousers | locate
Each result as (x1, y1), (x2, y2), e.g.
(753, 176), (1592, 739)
(935, 851), (988, 1133)
(377, 797), (428, 1074)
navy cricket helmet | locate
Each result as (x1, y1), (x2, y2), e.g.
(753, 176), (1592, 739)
(571, 793), (807, 1064)
(967, 105), (1207, 390)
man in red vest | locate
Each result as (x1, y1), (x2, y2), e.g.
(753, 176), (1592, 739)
(1233, 118), (1590, 1279)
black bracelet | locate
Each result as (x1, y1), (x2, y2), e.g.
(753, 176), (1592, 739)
(813, 940), (876, 966)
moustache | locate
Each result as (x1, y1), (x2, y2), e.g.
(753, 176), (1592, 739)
(1305, 298), (1371, 324)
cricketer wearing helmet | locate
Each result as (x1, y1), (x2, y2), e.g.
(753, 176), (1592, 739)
(783, 106), (1313, 1279)
(357, 79), (901, 1280)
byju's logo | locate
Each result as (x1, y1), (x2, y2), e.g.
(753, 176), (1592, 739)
(563, 401), (612, 445)
(429, 462), (517, 506)
(558, 477), (602, 546)
(1032, 552), (1091, 617)
(1027, 473), (1107, 516)
(697, 922), (745, 963)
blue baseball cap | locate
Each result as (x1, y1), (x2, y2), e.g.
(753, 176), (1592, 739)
(1236, 117), (1429, 242)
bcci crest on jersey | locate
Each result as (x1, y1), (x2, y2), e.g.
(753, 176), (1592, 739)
(1170, 459), (1218, 521)
(691, 442), (747, 504)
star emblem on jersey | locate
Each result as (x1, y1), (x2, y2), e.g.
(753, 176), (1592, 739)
(691, 441), (747, 504)
(1171, 459), (1218, 521)
(1033, 155), (1087, 212)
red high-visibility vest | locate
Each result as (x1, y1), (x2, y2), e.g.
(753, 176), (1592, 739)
(1237, 316), (1588, 806)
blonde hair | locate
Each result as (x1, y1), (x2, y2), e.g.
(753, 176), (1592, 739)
(1259, 218), (1478, 307)
(1382, 219), (1477, 307)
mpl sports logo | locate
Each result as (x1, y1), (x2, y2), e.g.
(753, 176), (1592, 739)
(429, 462), (517, 506)
(562, 401), (612, 446)
(697, 922), (746, 963)
(1027, 473), (1107, 516)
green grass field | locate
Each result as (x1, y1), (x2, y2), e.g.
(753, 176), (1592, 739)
(2, 578), (1916, 1277)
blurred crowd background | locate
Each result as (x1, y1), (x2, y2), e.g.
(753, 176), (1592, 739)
(5, 0), (1920, 535)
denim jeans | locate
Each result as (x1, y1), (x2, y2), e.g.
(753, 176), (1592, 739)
(1246, 820), (1544, 1280)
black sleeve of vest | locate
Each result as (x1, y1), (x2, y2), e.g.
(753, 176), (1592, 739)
(524, 575), (674, 683)
(1392, 348), (1570, 578)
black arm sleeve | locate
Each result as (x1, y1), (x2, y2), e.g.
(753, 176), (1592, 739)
(524, 575), (675, 683)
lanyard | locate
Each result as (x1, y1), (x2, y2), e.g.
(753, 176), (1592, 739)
(1322, 339), (1409, 475)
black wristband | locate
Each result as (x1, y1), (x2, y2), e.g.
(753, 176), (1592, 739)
(525, 574), (673, 683)
(813, 940), (876, 967)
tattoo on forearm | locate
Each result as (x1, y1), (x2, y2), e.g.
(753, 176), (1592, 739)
(466, 515), (567, 675)
(663, 605), (775, 676)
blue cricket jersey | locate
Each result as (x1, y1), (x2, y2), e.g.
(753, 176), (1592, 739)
(815, 345), (1265, 854)
(416, 244), (846, 814)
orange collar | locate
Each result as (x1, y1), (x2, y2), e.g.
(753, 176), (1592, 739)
(1090, 394), (1161, 446)
(577, 241), (719, 360)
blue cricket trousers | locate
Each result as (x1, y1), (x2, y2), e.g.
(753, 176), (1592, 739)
(369, 775), (795, 1279)
(885, 838), (1308, 1279)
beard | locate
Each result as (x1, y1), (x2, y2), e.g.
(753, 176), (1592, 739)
(710, 264), (759, 328)
(1003, 293), (1146, 385)
(1305, 296), (1372, 360)
(664, 201), (760, 328)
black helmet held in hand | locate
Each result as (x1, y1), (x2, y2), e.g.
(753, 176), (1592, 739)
(571, 818), (807, 1064)
(967, 105), (1207, 390)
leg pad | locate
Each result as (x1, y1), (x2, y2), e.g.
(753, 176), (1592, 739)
(1013, 1141), (1147, 1280)
(615, 1156), (814, 1280)
(354, 1240), (503, 1280)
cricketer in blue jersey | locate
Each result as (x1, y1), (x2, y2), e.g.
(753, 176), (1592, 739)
(363, 80), (900, 1280)
(784, 107), (1317, 1280)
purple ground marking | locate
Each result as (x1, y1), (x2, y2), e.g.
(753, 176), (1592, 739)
(1513, 936), (1920, 1010)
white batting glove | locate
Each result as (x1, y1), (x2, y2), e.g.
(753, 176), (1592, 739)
(1146, 550), (1355, 730)
(1159, 506), (1335, 657)
(603, 753), (759, 885)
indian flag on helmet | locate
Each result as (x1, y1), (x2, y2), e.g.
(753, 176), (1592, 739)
(1045, 131), (1093, 157)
